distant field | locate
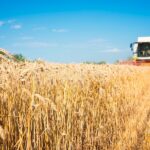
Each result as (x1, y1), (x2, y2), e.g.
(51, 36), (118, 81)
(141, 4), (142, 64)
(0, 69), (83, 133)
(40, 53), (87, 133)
(0, 61), (150, 149)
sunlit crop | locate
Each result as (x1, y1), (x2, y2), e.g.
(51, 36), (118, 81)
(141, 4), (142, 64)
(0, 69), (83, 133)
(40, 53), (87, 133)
(0, 60), (150, 149)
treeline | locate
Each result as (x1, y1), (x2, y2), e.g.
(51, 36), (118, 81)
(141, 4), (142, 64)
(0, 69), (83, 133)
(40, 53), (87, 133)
(83, 61), (107, 64)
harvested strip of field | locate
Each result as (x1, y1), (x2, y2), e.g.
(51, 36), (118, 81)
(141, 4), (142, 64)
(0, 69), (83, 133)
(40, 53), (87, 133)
(0, 61), (150, 149)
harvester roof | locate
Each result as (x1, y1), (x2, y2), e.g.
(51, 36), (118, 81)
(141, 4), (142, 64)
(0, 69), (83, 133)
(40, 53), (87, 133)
(138, 37), (150, 43)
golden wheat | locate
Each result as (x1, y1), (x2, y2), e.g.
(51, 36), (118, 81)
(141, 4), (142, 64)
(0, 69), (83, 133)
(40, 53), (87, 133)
(0, 60), (150, 149)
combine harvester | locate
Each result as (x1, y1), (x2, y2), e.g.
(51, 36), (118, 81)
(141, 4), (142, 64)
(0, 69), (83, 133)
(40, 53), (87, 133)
(120, 37), (150, 66)
(130, 37), (150, 66)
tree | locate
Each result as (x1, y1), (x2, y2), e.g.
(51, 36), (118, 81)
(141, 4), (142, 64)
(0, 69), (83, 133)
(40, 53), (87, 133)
(83, 61), (107, 65)
(97, 61), (106, 64)
(13, 54), (26, 62)
(0, 50), (6, 55)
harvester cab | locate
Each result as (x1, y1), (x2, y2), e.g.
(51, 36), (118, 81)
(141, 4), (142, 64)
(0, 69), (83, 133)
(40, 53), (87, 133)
(130, 37), (150, 66)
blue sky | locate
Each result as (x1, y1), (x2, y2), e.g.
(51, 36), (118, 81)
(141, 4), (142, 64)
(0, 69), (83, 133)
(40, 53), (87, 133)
(0, 0), (150, 63)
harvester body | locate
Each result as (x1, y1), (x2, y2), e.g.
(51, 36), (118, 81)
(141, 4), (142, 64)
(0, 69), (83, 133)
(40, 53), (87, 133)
(130, 37), (150, 66)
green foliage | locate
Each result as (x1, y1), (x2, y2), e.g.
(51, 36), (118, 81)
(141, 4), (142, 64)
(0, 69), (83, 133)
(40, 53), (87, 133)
(115, 60), (120, 64)
(127, 56), (133, 60)
(13, 54), (26, 62)
(97, 61), (106, 64)
(0, 51), (6, 55)
(83, 61), (106, 65)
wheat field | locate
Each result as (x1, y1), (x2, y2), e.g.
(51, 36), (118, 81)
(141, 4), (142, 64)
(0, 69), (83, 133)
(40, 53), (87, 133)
(0, 60), (150, 149)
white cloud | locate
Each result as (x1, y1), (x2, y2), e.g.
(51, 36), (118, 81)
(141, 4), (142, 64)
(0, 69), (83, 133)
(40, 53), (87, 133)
(0, 21), (5, 27)
(11, 24), (22, 29)
(13, 42), (58, 48)
(0, 19), (16, 27)
(51, 28), (68, 33)
(102, 48), (120, 53)
(7, 19), (16, 24)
